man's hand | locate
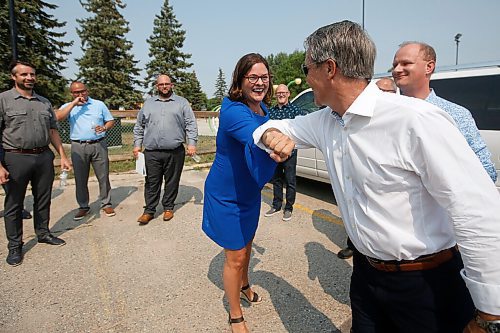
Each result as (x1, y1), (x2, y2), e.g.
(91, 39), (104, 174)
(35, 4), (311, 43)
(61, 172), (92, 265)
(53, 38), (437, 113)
(94, 125), (106, 134)
(464, 311), (500, 333)
(0, 166), (9, 184)
(73, 96), (86, 106)
(133, 147), (142, 159)
(262, 128), (295, 162)
(60, 156), (72, 172)
(186, 145), (196, 157)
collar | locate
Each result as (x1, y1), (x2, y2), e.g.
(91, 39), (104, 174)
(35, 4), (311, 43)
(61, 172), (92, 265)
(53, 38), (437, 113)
(344, 81), (378, 119)
(425, 88), (437, 101)
(155, 93), (176, 102)
(11, 87), (39, 100)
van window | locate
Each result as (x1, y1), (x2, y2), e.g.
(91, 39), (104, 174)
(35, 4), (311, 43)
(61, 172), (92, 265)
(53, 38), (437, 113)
(430, 75), (500, 130)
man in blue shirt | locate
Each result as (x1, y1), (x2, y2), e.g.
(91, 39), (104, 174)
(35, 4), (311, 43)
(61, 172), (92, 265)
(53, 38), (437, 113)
(264, 84), (305, 221)
(133, 74), (198, 225)
(392, 42), (497, 182)
(57, 82), (116, 220)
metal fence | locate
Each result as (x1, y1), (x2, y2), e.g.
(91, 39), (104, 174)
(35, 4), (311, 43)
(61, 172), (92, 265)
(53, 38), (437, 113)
(58, 118), (124, 147)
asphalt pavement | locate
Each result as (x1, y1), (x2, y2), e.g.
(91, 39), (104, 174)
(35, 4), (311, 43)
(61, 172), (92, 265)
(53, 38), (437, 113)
(0, 167), (352, 333)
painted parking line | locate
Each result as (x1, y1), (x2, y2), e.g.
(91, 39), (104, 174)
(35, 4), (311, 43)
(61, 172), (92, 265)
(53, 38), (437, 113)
(261, 190), (344, 226)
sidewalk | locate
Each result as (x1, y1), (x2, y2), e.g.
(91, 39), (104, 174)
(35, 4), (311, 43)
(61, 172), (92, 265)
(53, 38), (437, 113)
(0, 169), (352, 332)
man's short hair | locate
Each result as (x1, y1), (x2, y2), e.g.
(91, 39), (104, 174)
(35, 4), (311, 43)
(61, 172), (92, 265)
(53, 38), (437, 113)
(9, 60), (36, 75)
(399, 41), (436, 62)
(304, 20), (376, 80)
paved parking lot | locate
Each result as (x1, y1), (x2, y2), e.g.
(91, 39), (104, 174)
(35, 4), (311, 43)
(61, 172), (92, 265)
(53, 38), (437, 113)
(0, 168), (352, 333)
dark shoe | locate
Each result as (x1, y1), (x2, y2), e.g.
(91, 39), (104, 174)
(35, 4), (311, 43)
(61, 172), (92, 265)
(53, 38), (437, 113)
(22, 209), (32, 219)
(102, 207), (116, 217)
(283, 210), (292, 221)
(240, 284), (262, 305)
(264, 207), (280, 217)
(6, 247), (23, 266)
(74, 209), (90, 221)
(228, 314), (245, 328)
(163, 210), (174, 221)
(137, 213), (154, 225)
(38, 235), (66, 246)
(337, 247), (354, 259)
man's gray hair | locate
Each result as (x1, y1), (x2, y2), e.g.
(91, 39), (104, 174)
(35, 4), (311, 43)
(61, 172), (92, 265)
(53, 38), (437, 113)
(304, 20), (376, 79)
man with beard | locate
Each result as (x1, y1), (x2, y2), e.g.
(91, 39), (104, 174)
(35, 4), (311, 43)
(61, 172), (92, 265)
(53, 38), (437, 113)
(133, 74), (198, 224)
(0, 61), (71, 266)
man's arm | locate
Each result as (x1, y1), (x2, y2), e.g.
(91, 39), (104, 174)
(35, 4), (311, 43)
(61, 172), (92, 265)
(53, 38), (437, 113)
(132, 109), (145, 158)
(49, 129), (71, 170)
(55, 96), (84, 121)
(182, 101), (197, 157)
(95, 119), (115, 134)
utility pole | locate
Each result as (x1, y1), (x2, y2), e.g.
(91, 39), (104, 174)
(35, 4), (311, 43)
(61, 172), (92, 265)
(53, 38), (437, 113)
(8, 0), (18, 61)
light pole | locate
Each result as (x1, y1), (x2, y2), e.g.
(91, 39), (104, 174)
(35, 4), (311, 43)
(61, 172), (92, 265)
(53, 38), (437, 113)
(8, 0), (18, 61)
(362, 0), (365, 29)
(454, 33), (462, 66)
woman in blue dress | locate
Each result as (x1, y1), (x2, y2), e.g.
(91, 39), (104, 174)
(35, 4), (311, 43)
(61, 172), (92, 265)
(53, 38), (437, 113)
(202, 53), (277, 333)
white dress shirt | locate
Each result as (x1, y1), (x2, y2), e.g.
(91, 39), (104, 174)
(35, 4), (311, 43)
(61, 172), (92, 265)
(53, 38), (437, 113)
(253, 81), (500, 314)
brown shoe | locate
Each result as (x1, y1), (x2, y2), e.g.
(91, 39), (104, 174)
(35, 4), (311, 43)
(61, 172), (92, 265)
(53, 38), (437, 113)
(74, 209), (90, 221)
(137, 213), (154, 225)
(163, 210), (174, 221)
(102, 207), (116, 217)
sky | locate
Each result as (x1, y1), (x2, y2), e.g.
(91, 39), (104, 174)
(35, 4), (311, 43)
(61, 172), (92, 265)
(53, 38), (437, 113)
(50, 0), (500, 98)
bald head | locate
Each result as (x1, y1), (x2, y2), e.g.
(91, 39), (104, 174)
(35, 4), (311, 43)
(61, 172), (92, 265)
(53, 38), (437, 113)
(275, 84), (291, 107)
(376, 78), (397, 93)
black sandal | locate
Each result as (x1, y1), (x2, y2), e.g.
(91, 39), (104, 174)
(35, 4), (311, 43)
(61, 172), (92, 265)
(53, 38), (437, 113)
(228, 315), (245, 325)
(240, 284), (263, 305)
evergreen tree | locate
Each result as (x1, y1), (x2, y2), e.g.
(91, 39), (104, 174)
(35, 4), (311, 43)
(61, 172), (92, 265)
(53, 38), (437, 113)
(76, 0), (142, 109)
(144, 0), (192, 96)
(181, 71), (207, 111)
(0, 0), (72, 106)
(214, 68), (227, 102)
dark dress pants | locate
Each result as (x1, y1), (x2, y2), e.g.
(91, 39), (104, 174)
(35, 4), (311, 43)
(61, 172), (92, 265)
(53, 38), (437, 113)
(350, 247), (474, 333)
(143, 146), (185, 214)
(271, 150), (297, 212)
(3, 150), (55, 250)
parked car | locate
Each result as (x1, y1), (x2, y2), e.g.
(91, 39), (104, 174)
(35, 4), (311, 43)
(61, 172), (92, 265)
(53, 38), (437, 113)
(291, 62), (500, 191)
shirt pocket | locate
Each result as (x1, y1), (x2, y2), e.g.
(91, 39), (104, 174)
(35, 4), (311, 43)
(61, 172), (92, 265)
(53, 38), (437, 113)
(5, 109), (27, 129)
(38, 109), (52, 128)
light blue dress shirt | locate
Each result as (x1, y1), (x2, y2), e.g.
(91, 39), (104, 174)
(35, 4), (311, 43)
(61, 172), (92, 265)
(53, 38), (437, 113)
(60, 97), (114, 141)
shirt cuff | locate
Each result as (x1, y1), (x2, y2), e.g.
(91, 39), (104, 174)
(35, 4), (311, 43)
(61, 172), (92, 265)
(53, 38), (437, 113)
(461, 269), (500, 315)
(186, 139), (197, 147)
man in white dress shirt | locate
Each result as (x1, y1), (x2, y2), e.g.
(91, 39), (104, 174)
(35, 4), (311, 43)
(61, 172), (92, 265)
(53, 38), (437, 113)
(254, 20), (500, 332)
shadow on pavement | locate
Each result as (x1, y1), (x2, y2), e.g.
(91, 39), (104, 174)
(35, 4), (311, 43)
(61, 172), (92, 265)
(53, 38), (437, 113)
(206, 242), (340, 332)
(22, 185), (138, 254)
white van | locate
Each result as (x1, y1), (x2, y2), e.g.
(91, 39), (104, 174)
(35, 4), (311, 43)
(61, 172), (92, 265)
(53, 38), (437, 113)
(290, 62), (500, 190)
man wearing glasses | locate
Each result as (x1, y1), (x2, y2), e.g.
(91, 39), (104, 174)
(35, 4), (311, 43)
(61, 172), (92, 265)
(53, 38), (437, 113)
(264, 84), (305, 221)
(57, 81), (116, 221)
(255, 21), (500, 332)
(133, 74), (198, 225)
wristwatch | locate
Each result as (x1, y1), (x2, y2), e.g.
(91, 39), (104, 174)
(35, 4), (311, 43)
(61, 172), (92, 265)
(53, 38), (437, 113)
(474, 310), (500, 333)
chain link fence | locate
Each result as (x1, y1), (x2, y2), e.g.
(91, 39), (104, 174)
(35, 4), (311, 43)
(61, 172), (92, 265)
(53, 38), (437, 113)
(58, 118), (124, 147)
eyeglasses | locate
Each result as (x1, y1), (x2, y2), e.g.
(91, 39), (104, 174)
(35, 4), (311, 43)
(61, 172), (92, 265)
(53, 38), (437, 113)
(275, 92), (288, 97)
(157, 83), (172, 87)
(302, 63), (315, 76)
(71, 89), (88, 95)
(244, 75), (271, 84)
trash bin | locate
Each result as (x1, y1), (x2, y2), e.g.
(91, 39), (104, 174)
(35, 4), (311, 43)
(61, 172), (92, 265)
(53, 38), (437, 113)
(57, 118), (123, 147)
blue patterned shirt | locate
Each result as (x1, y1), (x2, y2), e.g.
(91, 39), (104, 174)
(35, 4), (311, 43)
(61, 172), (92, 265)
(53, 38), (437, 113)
(426, 89), (497, 182)
(269, 102), (306, 120)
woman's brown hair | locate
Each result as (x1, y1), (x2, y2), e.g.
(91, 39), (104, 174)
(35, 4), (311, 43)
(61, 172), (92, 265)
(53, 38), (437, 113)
(228, 53), (273, 106)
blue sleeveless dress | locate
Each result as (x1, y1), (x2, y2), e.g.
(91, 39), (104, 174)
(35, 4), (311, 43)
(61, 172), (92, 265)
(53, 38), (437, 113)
(202, 97), (277, 250)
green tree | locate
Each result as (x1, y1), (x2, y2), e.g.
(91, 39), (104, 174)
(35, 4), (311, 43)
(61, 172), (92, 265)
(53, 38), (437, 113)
(181, 71), (207, 111)
(266, 50), (307, 100)
(76, 0), (142, 109)
(0, 0), (72, 106)
(144, 0), (192, 96)
(214, 68), (227, 102)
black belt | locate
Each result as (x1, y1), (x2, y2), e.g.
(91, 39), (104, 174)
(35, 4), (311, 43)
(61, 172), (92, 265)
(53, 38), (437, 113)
(4, 146), (50, 154)
(71, 137), (105, 144)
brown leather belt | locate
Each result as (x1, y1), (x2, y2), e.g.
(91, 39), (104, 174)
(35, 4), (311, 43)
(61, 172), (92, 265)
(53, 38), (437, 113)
(366, 245), (458, 272)
(71, 137), (104, 144)
(4, 146), (50, 154)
